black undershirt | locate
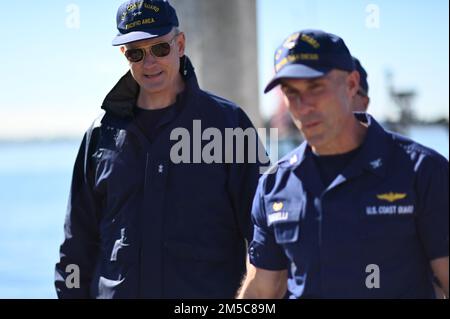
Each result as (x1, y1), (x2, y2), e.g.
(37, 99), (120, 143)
(312, 146), (362, 188)
(134, 104), (175, 142)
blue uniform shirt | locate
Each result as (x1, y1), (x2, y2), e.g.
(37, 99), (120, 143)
(249, 113), (449, 298)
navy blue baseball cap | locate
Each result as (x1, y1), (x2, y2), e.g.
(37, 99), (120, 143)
(265, 30), (355, 93)
(352, 57), (369, 96)
(112, 0), (179, 46)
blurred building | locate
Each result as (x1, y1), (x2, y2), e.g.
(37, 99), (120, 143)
(384, 71), (417, 134)
(170, 0), (262, 127)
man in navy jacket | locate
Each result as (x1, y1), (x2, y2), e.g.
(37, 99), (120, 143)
(55, 0), (266, 298)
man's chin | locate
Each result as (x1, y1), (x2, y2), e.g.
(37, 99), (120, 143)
(138, 82), (167, 94)
(303, 134), (326, 149)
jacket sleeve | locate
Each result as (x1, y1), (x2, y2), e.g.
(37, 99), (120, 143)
(227, 108), (270, 243)
(54, 126), (102, 298)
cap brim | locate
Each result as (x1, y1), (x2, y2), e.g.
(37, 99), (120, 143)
(264, 64), (332, 93)
(112, 26), (174, 46)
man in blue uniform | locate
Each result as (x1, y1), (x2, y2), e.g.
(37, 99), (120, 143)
(55, 0), (265, 298)
(238, 30), (449, 298)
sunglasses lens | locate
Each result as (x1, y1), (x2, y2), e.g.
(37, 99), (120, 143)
(125, 49), (144, 62)
(151, 43), (171, 58)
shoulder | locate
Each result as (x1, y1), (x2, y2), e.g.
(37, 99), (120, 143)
(197, 90), (241, 112)
(387, 130), (448, 172)
(194, 89), (253, 128)
(82, 111), (120, 155)
(258, 143), (307, 193)
(90, 112), (106, 131)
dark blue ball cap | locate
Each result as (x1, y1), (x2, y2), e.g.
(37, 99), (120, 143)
(112, 0), (179, 46)
(265, 29), (355, 93)
(352, 57), (369, 96)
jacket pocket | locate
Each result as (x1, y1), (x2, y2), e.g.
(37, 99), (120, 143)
(92, 228), (139, 299)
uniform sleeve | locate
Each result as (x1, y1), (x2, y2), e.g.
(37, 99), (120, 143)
(415, 153), (449, 261)
(248, 178), (289, 271)
(54, 130), (101, 298)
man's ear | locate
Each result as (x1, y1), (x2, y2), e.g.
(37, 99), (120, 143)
(347, 70), (360, 98)
(120, 46), (126, 54)
(177, 32), (186, 57)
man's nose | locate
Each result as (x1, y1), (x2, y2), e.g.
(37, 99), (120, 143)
(290, 95), (314, 116)
(142, 49), (157, 66)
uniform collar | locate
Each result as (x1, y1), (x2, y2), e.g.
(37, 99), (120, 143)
(344, 112), (391, 180)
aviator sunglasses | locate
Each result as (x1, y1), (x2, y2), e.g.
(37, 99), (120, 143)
(124, 33), (180, 63)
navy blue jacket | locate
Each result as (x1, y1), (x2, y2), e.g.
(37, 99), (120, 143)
(55, 57), (264, 298)
(250, 114), (448, 298)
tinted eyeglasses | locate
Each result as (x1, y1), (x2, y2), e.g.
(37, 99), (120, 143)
(124, 33), (179, 63)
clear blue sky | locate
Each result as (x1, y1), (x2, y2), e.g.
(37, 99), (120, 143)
(0, 0), (448, 139)
(257, 0), (449, 121)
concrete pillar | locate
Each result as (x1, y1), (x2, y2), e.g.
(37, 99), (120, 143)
(170, 0), (262, 127)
